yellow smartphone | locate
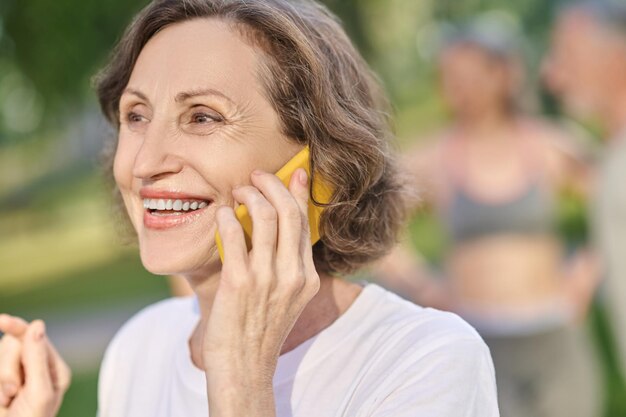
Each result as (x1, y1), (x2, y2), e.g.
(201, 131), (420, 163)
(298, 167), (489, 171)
(215, 145), (333, 262)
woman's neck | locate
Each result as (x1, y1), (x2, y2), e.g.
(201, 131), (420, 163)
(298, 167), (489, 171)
(455, 114), (520, 147)
(456, 108), (515, 136)
(186, 270), (363, 370)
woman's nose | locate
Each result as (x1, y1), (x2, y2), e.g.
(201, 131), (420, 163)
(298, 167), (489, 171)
(132, 125), (184, 180)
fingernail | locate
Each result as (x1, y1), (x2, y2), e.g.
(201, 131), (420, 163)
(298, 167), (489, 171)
(299, 169), (308, 185)
(252, 169), (263, 176)
(2, 382), (16, 397)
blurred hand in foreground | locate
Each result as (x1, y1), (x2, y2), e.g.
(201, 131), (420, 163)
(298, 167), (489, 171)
(0, 315), (71, 417)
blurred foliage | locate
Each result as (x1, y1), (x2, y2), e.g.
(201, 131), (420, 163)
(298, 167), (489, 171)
(0, 0), (572, 144)
(0, 0), (145, 143)
(0, 253), (169, 319)
(591, 302), (626, 417)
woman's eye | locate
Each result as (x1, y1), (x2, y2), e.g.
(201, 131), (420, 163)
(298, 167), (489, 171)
(126, 111), (147, 124)
(191, 112), (221, 124)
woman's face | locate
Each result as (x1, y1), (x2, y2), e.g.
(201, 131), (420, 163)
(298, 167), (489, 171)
(543, 10), (626, 120)
(114, 18), (301, 277)
(439, 45), (513, 119)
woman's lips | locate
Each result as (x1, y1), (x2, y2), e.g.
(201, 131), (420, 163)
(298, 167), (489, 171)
(139, 188), (214, 230)
(139, 188), (211, 201)
(143, 202), (211, 230)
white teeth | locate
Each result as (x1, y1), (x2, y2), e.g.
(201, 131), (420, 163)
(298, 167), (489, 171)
(143, 198), (209, 212)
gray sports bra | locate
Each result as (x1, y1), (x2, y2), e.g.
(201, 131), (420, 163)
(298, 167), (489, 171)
(441, 131), (556, 244)
(445, 182), (555, 243)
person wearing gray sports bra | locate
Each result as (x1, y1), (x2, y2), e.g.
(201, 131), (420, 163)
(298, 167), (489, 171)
(373, 22), (602, 417)
(439, 132), (577, 334)
(445, 161), (556, 245)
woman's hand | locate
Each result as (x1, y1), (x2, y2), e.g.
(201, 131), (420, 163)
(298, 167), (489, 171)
(203, 168), (320, 417)
(0, 315), (71, 417)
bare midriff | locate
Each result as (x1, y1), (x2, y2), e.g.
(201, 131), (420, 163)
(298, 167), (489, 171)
(446, 234), (565, 313)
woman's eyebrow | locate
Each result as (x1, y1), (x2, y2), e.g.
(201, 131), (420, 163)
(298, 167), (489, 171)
(175, 88), (235, 105)
(121, 87), (235, 105)
(122, 87), (150, 102)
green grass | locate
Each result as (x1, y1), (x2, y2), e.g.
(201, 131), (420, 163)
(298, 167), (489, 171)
(57, 370), (99, 417)
(0, 161), (99, 212)
(0, 252), (170, 319)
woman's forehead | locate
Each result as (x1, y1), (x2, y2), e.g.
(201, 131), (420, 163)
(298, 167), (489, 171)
(127, 18), (263, 105)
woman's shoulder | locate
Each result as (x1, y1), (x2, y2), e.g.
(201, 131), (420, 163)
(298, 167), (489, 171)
(120, 296), (195, 331)
(364, 285), (494, 379)
(104, 296), (197, 358)
(97, 297), (200, 415)
(336, 283), (490, 368)
(366, 283), (487, 350)
(313, 284), (498, 416)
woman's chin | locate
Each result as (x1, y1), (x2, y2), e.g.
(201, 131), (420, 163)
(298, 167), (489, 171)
(138, 240), (220, 276)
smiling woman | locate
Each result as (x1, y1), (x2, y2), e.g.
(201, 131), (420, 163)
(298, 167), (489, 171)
(0, 1), (498, 416)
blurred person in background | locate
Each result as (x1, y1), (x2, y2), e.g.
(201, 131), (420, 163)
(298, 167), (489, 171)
(544, 0), (626, 388)
(374, 20), (602, 417)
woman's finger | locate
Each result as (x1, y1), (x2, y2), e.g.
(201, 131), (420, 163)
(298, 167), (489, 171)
(289, 169), (319, 294)
(0, 390), (9, 409)
(216, 206), (249, 275)
(288, 169), (315, 266)
(46, 340), (72, 394)
(251, 170), (305, 264)
(0, 314), (29, 404)
(289, 168), (312, 243)
(0, 334), (23, 399)
(0, 315), (29, 338)
(21, 321), (54, 402)
(232, 183), (278, 269)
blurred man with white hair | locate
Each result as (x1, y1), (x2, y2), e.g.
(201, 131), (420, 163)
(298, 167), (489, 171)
(545, 0), (626, 380)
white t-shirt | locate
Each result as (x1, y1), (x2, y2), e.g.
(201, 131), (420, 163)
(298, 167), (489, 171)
(97, 283), (499, 417)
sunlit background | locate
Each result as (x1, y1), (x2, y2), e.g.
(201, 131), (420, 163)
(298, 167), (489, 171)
(0, 0), (622, 416)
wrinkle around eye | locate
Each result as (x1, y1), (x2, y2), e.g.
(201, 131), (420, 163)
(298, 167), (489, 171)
(120, 111), (150, 133)
(183, 121), (223, 137)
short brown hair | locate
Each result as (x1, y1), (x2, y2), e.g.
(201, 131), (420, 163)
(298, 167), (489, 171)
(94, 0), (410, 275)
